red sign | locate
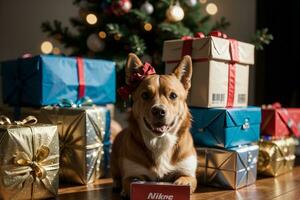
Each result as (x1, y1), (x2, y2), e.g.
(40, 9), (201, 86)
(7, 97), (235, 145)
(131, 182), (190, 200)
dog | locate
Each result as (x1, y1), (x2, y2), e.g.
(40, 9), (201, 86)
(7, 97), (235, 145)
(110, 53), (197, 197)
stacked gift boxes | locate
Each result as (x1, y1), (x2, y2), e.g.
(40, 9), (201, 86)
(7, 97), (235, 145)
(258, 103), (300, 177)
(0, 55), (116, 198)
(163, 31), (261, 189)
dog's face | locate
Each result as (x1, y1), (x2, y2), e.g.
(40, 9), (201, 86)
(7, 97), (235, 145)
(125, 53), (192, 138)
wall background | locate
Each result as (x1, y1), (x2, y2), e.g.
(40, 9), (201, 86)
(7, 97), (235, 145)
(0, 0), (256, 106)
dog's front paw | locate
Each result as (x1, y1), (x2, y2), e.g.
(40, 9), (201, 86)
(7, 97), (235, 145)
(174, 176), (197, 194)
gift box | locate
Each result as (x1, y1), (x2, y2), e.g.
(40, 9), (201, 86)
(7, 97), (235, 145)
(131, 182), (190, 200)
(257, 137), (297, 177)
(0, 116), (59, 200)
(163, 32), (254, 107)
(38, 105), (110, 184)
(261, 103), (300, 138)
(1, 55), (116, 106)
(190, 106), (261, 148)
(196, 144), (259, 189)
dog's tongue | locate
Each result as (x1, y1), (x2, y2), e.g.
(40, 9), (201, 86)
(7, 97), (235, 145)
(152, 125), (168, 135)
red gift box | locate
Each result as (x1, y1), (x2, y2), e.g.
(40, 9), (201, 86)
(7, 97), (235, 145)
(131, 182), (190, 200)
(261, 103), (300, 138)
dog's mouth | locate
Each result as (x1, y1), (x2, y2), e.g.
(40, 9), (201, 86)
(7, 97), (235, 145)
(143, 118), (175, 136)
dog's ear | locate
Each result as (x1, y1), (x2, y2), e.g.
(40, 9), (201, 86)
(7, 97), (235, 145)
(172, 55), (193, 90)
(125, 53), (143, 85)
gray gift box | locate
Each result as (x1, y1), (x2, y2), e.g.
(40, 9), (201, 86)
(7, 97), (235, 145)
(196, 144), (259, 189)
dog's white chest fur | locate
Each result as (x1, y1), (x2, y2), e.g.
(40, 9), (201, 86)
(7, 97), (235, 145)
(122, 133), (197, 181)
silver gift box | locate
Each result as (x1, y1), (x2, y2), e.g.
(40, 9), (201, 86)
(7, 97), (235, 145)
(196, 144), (259, 189)
(39, 106), (108, 184)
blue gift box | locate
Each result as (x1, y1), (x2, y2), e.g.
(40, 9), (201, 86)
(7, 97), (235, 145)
(1, 55), (116, 106)
(190, 107), (261, 148)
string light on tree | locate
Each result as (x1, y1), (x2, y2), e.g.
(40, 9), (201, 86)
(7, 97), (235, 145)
(98, 31), (107, 39)
(144, 23), (152, 31)
(140, 1), (154, 15)
(199, 0), (207, 4)
(185, 0), (197, 7)
(114, 33), (122, 40)
(86, 13), (98, 25)
(86, 34), (105, 52)
(206, 3), (218, 15)
(166, 1), (184, 22)
(41, 41), (53, 54)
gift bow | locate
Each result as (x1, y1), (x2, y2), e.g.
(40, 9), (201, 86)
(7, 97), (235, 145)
(0, 115), (37, 126)
(3, 146), (59, 199)
(14, 145), (51, 180)
(57, 97), (94, 108)
(118, 62), (156, 99)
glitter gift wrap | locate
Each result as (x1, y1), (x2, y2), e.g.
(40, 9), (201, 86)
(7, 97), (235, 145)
(39, 106), (110, 184)
(190, 106), (261, 148)
(1, 55), (116, 106)
(0, 116), (59, 200)
(196, 144), (259, 189)
(258, 137), (297, 177)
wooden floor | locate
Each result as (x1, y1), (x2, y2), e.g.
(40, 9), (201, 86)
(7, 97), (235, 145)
(58, 160), (300, 200)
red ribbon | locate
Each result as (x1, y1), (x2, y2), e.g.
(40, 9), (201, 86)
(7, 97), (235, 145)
(76, 57), (85, 99)
(118, 62), (156, 99)
(226, 39), (239, 107)
(271, 102), (300, 137)
(179, 31), (239, 107)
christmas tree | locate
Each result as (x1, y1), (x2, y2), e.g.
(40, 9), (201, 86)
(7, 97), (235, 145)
(41, 0), (231, 72)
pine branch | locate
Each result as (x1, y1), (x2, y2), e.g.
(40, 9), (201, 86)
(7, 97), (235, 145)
(251, 28), (273, 50)
(212, 17), (230, 31)
(128, 35), (146, 56)
(106, 23), (128, 37)
(158, 22), (192, 39)
(41, 20), (79, 49)
(130, 9), (151, 22)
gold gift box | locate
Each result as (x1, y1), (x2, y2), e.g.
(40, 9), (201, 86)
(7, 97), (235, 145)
(258, 137), (297, 177)
(39, 106), (108, 184)
(0, 116), (59, 200)
(196, 145), (259, 189)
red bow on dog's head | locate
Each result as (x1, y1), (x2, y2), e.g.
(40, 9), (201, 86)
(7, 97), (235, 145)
(118, 54), (156, 99)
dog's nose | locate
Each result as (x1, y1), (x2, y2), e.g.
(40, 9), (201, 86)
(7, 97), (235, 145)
(151, 106), (166, 119)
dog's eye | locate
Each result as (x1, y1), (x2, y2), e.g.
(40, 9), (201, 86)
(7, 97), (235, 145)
(141, 92), (150, 100)
(169, 92), (177, 100)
